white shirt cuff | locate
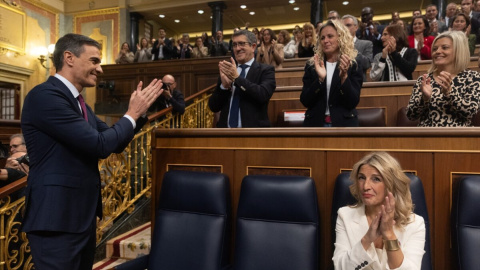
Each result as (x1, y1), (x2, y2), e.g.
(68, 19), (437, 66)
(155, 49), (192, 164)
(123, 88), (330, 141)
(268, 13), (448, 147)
(123, 115), (136, 129)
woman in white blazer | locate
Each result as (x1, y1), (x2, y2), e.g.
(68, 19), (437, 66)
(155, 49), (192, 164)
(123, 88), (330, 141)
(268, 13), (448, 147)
(333, 152), (426, 270)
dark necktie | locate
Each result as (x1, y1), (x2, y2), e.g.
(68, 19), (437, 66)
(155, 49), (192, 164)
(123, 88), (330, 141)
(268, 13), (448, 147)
(77, 94), (88, 122)
(228, 64), (249, 128)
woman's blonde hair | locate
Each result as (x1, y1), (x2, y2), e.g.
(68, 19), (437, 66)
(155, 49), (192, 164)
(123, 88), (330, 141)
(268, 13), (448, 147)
(308, 20), (357, 67)
(428, 30), (470, 74)
(301, 22), (317, 48)
(349, 152), (414, 227)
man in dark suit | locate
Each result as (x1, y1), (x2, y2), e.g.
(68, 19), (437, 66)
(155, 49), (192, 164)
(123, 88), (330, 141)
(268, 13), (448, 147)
(208, 29), (276, 128)
(148, 74), (185, 115)
(356, 7), (385, 57)
(21, 33), (163, 270)
(461, 0), (480, 43)
(343, 14), (373, 81)
(151, 28), (174, 60)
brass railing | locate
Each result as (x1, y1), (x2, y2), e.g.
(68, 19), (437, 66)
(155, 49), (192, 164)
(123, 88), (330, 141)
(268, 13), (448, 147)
(0, 84), (216, 269)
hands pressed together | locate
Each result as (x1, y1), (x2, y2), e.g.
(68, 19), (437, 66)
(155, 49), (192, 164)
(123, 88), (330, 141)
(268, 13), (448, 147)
(219, 57), (239, 89)
(362, 192), (397, 250)
(382, 37), (397, 58)
(126, 79), (164, 120)
(420, 71), (453, 101)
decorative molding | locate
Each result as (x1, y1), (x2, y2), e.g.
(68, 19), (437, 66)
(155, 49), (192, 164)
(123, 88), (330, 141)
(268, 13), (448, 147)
(0, 62), (33, 76)
(22, 0), (62, 14)
(71, 7), (119, 18)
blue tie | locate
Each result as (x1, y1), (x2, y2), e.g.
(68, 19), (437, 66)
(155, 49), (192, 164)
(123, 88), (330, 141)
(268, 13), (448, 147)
(228, 64), (249, 128)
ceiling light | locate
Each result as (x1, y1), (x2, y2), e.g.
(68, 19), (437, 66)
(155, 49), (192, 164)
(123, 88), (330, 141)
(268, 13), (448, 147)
(342, 1), (349, 5)
(293, 7), (300, 11)
(198, 10), (204, 14)
(159, 14), (165, 18)
(240, 5), (247, 9)
(289, 0), (295, 3)
(174, 19), (180, 23)
(249, 11), (255, 15)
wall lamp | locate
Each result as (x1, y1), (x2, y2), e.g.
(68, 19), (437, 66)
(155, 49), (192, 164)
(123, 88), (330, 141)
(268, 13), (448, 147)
(36, 44), (55, 69)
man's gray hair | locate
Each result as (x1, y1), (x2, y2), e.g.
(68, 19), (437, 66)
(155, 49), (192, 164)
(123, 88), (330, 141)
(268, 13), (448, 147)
(342, 14), (358, 26)
(10, 134), (25, 144)
(232, 29), (257, 45)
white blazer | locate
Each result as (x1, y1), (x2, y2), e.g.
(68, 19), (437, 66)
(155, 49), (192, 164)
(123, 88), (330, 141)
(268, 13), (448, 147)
(333, 205), (425, 270)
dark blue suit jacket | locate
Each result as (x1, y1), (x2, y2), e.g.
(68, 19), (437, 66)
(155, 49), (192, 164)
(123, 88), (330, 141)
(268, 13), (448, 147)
(208, 60), (276, 127)
(21, 76), (146, 233)
(300, 60), (363, 127)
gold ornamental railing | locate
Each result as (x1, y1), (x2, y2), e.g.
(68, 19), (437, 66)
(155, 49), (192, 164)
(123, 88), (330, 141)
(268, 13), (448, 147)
(0, 84), (216, 269)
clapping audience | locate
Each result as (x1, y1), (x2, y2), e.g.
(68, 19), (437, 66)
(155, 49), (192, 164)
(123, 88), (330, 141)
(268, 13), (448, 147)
(298, 23), (316, 58)
(134, 38), (152, 63)
(115, 42), (134, 64)
(277, 30), (296, 59)
(256, 28), (284, 68)
(192, 37), (209, 58)
(409, 16), (435, 60)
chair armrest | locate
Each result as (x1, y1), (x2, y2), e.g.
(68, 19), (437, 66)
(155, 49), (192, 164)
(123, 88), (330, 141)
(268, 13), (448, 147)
(114, 255), (149, 270)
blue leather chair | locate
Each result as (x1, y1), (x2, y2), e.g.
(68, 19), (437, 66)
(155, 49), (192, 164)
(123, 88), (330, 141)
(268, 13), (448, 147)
(331, 172), (432, 270)
(116, 170), (231, 270)
(451, 175), (480, 270)
(232, 175), (319, 270)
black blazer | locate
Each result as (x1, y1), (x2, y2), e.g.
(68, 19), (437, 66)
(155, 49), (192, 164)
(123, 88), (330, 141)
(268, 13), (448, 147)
(21, 76), (147, 233)
(300, 60), (363, 127)
(151, 38), (174, 60)
(208, 60), (276, 127)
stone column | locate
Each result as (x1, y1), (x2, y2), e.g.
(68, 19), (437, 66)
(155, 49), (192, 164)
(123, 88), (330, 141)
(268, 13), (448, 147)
(310, 0), (323, 25)
(130, 12), (141, 53)
(208, 1), (227, 36)
(432, 0), (446, 20)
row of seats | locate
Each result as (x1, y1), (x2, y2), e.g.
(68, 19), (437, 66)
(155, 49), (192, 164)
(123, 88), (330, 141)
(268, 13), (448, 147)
(115, 170), (480, 270)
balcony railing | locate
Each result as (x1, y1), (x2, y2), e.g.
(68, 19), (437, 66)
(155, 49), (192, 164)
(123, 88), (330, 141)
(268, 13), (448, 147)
(0, 84), (215, 269)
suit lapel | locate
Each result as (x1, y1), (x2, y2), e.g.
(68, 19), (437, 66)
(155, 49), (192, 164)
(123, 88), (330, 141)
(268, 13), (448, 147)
(47, 76), (88, 121)
(246, 60), (260, 82)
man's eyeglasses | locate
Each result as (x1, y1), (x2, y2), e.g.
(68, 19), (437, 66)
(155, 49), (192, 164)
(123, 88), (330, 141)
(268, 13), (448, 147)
(232, 42), (251, 48)
(10, 143), (25, 149)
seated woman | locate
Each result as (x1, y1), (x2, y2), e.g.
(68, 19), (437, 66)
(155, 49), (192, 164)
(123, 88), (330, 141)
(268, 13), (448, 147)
(370, 24), (418, 81)
(451, 13), (476, 56)
(115, 42), (134, 64)
(300, 20), (362, 127)
(407, 31), (480, 126)
(333, 152), (426, 270)
(134, 38), (152, 63)
(277, 30), (296, 59)
(256, 28), (284, 68)
(408, 16), (435, 60)
(298, 23), (316, 58)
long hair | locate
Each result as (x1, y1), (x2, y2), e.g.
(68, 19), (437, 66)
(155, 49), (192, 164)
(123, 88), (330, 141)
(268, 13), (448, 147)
(349, 152), (414, 227)
(427, 30), (470, 74)
(451, 13), (471, 31)
(309, 20), (357, 66)
(301, 22), (317, 47)
(278, 30), (291, 45)
(385, 24), (409, 51)
(410, 15), (431, 36)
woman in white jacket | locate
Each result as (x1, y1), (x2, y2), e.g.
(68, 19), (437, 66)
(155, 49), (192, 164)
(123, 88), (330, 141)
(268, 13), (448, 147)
(333, 152), (425, 270)
(277, 30), (297, 59)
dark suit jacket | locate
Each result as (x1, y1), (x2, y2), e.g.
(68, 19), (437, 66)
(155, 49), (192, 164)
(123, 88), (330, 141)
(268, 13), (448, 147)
(21, 76), (147, 234)
(354, 39), (373, 81)
(356, 24), (385, 57)
(148, 89), (185, 114)
(208, 60), (276, 127)
(151, 38), (174, 60)
(300, 61), (363, 127)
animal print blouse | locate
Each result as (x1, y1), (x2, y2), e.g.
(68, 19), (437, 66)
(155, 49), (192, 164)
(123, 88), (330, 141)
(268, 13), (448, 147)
(406, 69), (480, 127)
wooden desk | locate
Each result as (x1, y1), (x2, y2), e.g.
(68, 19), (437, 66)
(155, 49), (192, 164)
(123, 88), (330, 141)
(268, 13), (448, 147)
(152, 127), (480, 270)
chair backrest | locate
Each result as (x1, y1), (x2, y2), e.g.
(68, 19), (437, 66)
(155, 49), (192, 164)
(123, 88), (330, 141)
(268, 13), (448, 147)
(357, 107), (386, 127)
(233, 175), (319, 270)
(148, 170), (231, 270)
(396, 106), (419, 127)
(451, 175), (480, 270)
(331, 172), (432, 270)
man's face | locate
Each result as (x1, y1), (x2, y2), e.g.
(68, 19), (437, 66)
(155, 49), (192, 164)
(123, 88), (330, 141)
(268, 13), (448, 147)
(70, 45), (103, 89)
(328, 12), (339, 20)
(216, 31), (223, 40)
(476, 0), (480, 11)
(10, 137), (26, 154)
(158, 29), (166, 39)
(462, 0), (474, 14)
(391, 12), (399, 22)
(232, 35), (255, 64)
(342, 18), (358, 37)
(413, 10), (422, 17)
(446, 4), (458, 17)
(426, 6), (438, 20)
(182, 35), (189, 43)
(361, 8), (373, 24)
(161, 75), (176, 91)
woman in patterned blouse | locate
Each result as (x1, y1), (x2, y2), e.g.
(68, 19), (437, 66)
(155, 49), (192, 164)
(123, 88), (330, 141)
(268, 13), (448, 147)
(406, 31), (480, 126)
